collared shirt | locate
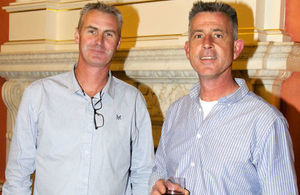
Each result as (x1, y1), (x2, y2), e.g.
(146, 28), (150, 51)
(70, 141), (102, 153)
(3, 68), (154, 195)
(150, 78), (298, 194)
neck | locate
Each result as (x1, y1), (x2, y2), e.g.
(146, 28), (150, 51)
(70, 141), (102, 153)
(199, 75), (238, 101)
(75, 63), (109, 97)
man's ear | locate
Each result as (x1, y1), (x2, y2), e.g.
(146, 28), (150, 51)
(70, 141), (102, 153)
(74, 28), (80, 44)
(117, 38), (121, 49)
(184, 41), (190, 60)
(233, 39), (244, 60)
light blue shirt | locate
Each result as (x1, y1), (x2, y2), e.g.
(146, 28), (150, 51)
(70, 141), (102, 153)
(3, 68), (154, 195)
(150, 78), (298, 194)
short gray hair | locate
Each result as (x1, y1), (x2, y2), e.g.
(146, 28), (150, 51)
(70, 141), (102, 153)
(188, 1), (238, 40)
(78, 2), (123, 37)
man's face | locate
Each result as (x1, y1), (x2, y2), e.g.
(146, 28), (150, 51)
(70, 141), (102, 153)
(75, 10), (120, 69)
(185, 12), (243, 80)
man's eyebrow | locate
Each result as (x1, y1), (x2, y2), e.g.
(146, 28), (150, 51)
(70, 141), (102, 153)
(85, 25), (98, 30)
(191, 28), (225, 34)
(104, 29), (117, 34)
(212, 28), (225, 33)
(191, 29), (204, 34)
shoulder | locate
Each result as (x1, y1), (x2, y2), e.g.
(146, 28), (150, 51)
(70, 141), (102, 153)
(168, 94), (191, 110)
(164, 94), (192, 120)
(245, 91), (286, 121)
(111, 76), (141, 95)
(241, 91), (288, 147)
(28, 72), (70, 90)
(23, 72), (71, 102)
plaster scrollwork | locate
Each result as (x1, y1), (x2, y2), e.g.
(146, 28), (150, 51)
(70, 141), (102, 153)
(138, 83), (192, 118)
(287, 43), (300, 71)
(125, 70), (198, 84)
(2, 79), (33, 144)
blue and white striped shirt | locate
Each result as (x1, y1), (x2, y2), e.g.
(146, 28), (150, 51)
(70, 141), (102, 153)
(150, 78), (298, 194)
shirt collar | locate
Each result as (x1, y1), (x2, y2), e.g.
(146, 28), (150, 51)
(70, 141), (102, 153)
(101, 70), (115, 99)
(66, 64), (82, 95)
(67, 64), (115, 99)
(189, 78), (249, 104)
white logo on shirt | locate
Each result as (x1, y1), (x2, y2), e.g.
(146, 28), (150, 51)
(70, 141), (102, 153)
(116, 114), (121, 120)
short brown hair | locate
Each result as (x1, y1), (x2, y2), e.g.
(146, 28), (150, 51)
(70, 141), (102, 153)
(78, 2), (123, 37)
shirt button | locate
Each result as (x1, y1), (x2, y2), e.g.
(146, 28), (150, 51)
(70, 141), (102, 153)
(196, 133), (201, 139)
(198, 108), (202, 112)
(191, 162), (195, 167)
(83, 177), (88, 183)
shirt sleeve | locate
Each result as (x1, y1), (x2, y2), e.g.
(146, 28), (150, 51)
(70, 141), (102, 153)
(148, 106), (171, 192)
(256, 116), (298, 194)
(2, 85), (38, 195)
(129, 91), (155, 195)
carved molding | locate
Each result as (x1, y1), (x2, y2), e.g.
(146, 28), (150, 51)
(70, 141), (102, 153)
(287, 43), (300, 71)
(0, 42), (298, 79)
(0, 52), (78, 65)
(2, 79), (33, 159)
(0, 43), (297, 115)
(0, 42), (299, 149)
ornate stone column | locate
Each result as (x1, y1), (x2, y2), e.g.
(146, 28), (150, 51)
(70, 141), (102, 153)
(1, 79), (32, 161)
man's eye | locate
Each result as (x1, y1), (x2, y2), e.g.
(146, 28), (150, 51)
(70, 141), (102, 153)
(105, 32), (113, 37)
(88, 30), (96, 34)
(215, 34), (223, 38)
(194, 34), (203, 39)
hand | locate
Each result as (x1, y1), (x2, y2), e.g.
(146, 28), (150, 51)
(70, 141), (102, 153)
(151, 179), (190, 195)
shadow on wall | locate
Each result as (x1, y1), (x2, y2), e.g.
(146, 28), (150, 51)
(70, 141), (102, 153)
(111, 4), (164, 148)
(281, 95), (300, 189)
(232, 2), (256, 44)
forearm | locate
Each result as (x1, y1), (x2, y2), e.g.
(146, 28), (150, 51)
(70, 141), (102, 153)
(131, 93), (155, 194)
(3, 87), (37, 195)
(3, 140), (35, 195)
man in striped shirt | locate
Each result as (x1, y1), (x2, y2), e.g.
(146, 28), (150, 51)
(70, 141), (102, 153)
(150, 1), (298, 194)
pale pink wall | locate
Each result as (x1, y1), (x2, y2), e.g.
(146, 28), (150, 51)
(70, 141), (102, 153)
(285, 0), (300, 42)
(0, 0), (11, 186)
(281, 0), (300, 188)
(281, 73), (300, 189)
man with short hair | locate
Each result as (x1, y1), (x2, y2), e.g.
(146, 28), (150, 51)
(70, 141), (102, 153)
(150, 1), (298, 194)
(3, 2), (154, 195)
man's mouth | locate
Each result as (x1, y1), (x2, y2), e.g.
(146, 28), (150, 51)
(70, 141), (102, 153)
(201, 56), (216, 60)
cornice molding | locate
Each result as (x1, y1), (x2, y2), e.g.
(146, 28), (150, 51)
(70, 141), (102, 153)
(0, 42), (298, 81)
(0, 42), (298, 150)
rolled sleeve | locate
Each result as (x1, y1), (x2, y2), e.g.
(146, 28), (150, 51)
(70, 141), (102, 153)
(257, 117), (298, 194)
(130, 92), (154, 195)
(3, 86), (38, 195)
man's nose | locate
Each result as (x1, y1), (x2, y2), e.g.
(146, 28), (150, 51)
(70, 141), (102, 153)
(203, 35), (213, 49)
(96, 34), (104, 45)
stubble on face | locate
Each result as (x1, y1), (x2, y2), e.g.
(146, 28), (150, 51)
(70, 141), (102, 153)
(75, 10), (120, 70)
(185, 12), (236, 81)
